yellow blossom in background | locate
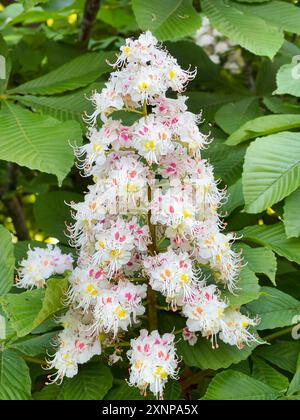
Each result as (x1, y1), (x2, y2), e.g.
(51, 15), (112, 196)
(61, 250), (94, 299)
(258, 218), (264, 225)
(67, 13), (77, 25)
(266, 207), (276, 216)
(0, 3), (4, 12)
(47, 18), (54, 27)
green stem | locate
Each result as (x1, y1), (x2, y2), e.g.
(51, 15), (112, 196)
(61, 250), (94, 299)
(264, 326), (295, 342)
(23, 356), (47, 366)
(142, 99), (147, 117)
(129, 277), (147, 282)
(106, 341), (130, 348)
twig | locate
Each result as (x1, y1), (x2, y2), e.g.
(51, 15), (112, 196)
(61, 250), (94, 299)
(1, 163), (29, 240)
(263, 326), (295, 342)
(79, 0), (101, 45)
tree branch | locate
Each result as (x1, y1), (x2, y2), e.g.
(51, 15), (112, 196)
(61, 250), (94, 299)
(1, 163), (29, 240)
(79, 0), (101, 45)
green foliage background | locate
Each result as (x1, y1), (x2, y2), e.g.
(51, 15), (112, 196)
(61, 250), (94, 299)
(1, 0), (300, 401)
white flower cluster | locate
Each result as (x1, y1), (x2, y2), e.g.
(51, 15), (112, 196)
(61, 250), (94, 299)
(46, 309), (101, 383)
(195, 16), (244, 74)
(15, 32), (259, 398)
(127, 329), (178, 399)
(16, 245), (73, 289)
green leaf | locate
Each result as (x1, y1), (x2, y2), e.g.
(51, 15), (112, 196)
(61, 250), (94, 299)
(222, 266), (261, 307)
(62, 363), (113, 400)
(241, 244), (277, 285)
(255, 342), (300, 373)
(177, 336), (258, 370)
(241, 223), (300, 264)
(215, 98), (261, 135)
(132, 0), (201, 41)
(283, 187), (300, 239)
(0, 349), (31, 400)
(242, 132), (300, 213)
(202, 370), (279, 400)
(275, 63), (300, 97)
(0, 225), (15, 295)
(187, 91), (244, 121)
(33, 278), (68, 328)
(201, 0), (283, 58)
(34, 191), (82, 244)
(226, 115), (300, 146)
(104, 383), (146, 400)
(12, 82), (104, 123)
(9, 51), (114, 95)
(252, 357), (289, 393)
(33, 383), (65, 400)
(202, 137), (247, 186)
(9, 331), (57, 357)
(0, 33), (11, 94)
(234, 1), (300, 35)
(104, 382), (153, 400)
(263, 97), (300, 115)
(0, 278), (68, 337)
(0, 102), (82, 185)
(222, 178), (244, 215)
(247, 286), (300, 330)
(288, 354), (300, 396)
(164, 380), (181, 400)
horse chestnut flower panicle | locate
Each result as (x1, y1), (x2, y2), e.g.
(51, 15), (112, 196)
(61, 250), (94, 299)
(17, 31), (259, 399)
(127, 329), (178, 399)
(16, 245), (73, 289)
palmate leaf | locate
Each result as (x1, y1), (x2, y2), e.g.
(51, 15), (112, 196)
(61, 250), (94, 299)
(9, 51), (114, 95)
(275, 63), (300, 97)
(0, 102), (82, 185)
(283, 187), (300, 239)
(226, 115), (300, 146)
(0, 225), (15, 295)
(252, 357), (289, 393)
(34, 363), (113, 400)
(201, 0), (283, 58)
(233, 1), (300, 35)
(242, 132), (300, 213)
(215, 97), (261, 135)
(0, 278), (68, 337)
(0, 349), (31, 400)
(132, 0), (201, 41)
(287, 355), (300, 396)
(221, 266), (261, 307)
(202, 370), (280, 400)
(240, 223), (300, 264)
(177, 337), (258, 370)
(9, 331), (58, 357)
(255, 342), (300, 373)
(11, 82), (104, 124)
(241, 244), (277, 285)
(247, 286), (300, 330)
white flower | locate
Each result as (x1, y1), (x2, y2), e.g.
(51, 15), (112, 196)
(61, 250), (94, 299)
(93, 280), (147, 337)
(182, 327), (198, 346)
(194, 16), (243, 74)
(193, 222), (242, 292)
(68, 266), (109, 311)
(150, 185), (196, 233)
(46, 308), (101, 383)
(182, 284), (227, 348)
(127, 329), (178, 399)
(219, 309), (259, 349)
(144, 250), (202, 308)
(17, 245), (73, 289)
(132, 115), (174, 164)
